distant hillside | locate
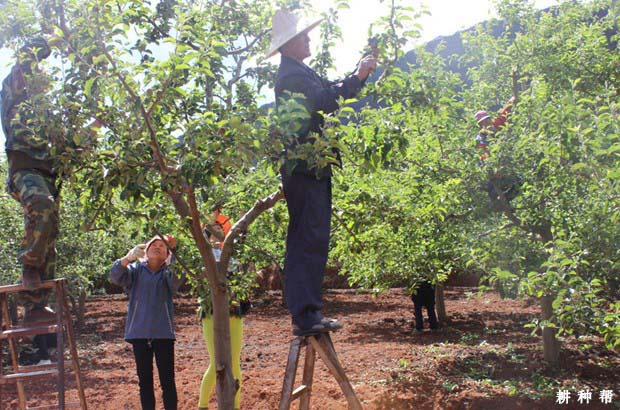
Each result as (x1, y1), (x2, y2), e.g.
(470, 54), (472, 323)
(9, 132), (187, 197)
(372, 4), (616, 86)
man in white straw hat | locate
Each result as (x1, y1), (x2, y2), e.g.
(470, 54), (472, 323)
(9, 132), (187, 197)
(268, 9), (377, 336)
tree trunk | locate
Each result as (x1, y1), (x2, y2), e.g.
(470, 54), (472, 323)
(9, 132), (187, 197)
(499, 202), (560, 365)
(435, 284), (447, 324)
(540, 294), (560, 364)
(169, 187), (283, 409)
(212, 262), (237, 410)
(537, 223), (559, 365)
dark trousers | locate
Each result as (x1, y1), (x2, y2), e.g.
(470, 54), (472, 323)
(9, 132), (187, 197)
(282, 172), (332, 329)
(414, 304), (439, 331)
(34, 334), (54, 361)
(412, 282), (439, 330)
(130, 339), (177, 410)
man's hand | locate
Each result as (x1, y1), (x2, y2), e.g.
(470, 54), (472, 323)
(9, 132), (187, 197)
(355, 55), (378, 81)
(163, 234), (177, 249)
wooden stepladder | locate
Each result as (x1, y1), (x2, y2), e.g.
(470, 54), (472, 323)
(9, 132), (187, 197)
(0, 278), (87, 410)
(279, 332), (363, 410)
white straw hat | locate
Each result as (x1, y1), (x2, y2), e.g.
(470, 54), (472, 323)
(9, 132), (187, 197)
(265, 9), (323, 59)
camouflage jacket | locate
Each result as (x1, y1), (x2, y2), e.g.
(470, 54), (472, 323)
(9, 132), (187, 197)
(1, 62), (55, 162)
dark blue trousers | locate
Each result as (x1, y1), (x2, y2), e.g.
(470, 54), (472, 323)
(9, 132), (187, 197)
(282, 172), (332, 329)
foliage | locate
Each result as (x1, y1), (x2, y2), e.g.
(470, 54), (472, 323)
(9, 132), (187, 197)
(0, 161), (23, 284)
(329, 0), (620, 353)
(458, 0), (620, 350)
(0, 0), (618, 392)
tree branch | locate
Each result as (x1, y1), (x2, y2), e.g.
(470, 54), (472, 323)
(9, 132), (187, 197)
(185, 187), (219, 282)
(331, 208), (364, 249)
(227, 28), (270, 55)
(219, 188), (285, 268)
(82, 192), (112, 232)
(242, 244), (283, 272)
(478, 222), (517, 239)
(490, 181), (553, 243)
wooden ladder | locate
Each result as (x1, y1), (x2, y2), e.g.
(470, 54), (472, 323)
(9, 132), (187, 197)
(0, 278), (87, 409)
(279, 332), (363, 410)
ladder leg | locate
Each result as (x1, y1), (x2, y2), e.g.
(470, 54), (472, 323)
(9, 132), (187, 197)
(56, 282), (66, 410)
(59, 280), (88, 410)
(1, 292), (27, 410)
(308, 334), (363, 410)
(279, 337), (303, 410)
(298, 339), (316, 410)
(0, 295), (4, 409)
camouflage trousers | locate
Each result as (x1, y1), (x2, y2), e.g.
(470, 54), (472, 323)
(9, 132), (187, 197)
(8, 168), (60, 311)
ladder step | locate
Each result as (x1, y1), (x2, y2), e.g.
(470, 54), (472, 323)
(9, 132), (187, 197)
(0, 324), (59, 339)
(27, 402), (82, 409)
(0, 280), (60, 294)
(0, 369), (58, 384)
(18, 362), (71, 373)
(291, 384), (309, 399)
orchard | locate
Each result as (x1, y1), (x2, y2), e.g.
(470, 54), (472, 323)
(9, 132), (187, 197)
(0, 0), (618, 408)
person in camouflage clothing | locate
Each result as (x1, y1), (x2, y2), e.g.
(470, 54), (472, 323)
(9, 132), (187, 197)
(2, 37), (59, 323)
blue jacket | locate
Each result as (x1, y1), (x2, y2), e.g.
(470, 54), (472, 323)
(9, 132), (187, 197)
(275, 56), (365, 177)
(110, 259), (183, 340)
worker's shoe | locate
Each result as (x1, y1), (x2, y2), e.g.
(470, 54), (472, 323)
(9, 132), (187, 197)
(23, 306), (56, 325)
(292, 318), (342, 336)
(320, 317), (342, 331)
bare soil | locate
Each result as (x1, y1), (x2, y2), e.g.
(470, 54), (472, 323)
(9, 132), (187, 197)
(2, 287), (619, 409)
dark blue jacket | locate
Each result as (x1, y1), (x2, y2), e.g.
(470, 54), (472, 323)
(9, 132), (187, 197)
(275, 56), (365, 177)
(110, 260), (183, 340)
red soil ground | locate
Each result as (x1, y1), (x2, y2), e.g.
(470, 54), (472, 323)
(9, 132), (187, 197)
(2, 287), (619, 409)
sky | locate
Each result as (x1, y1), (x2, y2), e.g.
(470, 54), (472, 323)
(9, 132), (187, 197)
(0, 0), (560, 148)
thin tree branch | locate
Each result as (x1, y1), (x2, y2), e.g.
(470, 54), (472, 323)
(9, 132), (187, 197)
(152, 225), (197, 281)
(478, 222), (517, 239)
(242, 244), (283, 272)
(331, 208), (364, 249)
(82, 192), (112, 232)
(227, 28), (270, 55)
(220, 188), (285, 268)
(445, 208), (474, 221)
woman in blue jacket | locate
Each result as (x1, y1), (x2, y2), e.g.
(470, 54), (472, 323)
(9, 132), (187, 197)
(110, 234), (182, 410)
